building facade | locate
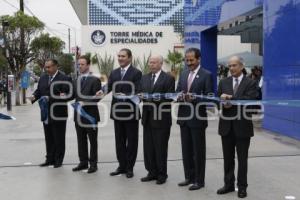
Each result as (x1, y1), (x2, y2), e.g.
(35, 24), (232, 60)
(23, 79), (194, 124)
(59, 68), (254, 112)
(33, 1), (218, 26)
(70, 0), (300, 140)
(185, 0), (300, 140)
(70, 0), (184, 73)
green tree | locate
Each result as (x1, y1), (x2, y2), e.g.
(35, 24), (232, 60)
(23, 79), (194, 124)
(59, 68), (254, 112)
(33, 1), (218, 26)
(32, 64), (42, 77)
(165, 50), (184, 79)
(132, 57), (140, 70)
(58, 54), (74, 75)
(136, 53), (151, 75)
(30, 33), (65, 69)
(91, 52), (115, 78)
(1, 11), (44, 105)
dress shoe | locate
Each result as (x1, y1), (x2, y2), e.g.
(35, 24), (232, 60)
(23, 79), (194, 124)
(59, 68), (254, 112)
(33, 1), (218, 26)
(141, 175), (157, 182)
(217, 185), (235, 195)
(188, 183), (204, 191)
(72, 164), (88, 172)
(39, 161), (54, 167)
(126, 171), (134, 178)
(156, 178), (166, 185)
(87, 166), (98, 174)
(110, 168), (126, 176)
(53, 163), (62, 168)
(178, 179), (192, 186)
(238, 188), (247, 198)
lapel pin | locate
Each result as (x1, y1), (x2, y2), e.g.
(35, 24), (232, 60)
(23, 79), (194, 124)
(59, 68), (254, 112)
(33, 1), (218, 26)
(196, 75), (199, 78)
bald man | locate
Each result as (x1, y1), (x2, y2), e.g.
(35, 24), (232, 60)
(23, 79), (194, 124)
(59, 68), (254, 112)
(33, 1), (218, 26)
(139, 55), (175, 184)
(217, 56), (258, 198)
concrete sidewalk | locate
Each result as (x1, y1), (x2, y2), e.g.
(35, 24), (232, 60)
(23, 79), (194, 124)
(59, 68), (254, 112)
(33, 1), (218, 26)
(0, 99), (299, 200)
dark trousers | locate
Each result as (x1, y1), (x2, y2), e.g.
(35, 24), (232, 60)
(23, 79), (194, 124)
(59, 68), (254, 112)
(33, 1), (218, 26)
(114, 120), (139, 171)
(221, 130), (251, 189)
(180, 125), (206, 185)
(43, 121), (66, 164)
(75, 123), (98, 166)
(143, 124), (170, 179)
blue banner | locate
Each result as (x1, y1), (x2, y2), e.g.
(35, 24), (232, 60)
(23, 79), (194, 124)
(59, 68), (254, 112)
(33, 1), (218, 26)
(38, 96), (49, 123)
(114, 92), (300, 108)
(0, 113), (16, 120)
(21, 71), (30, 89)
(72, 102), (97, 129)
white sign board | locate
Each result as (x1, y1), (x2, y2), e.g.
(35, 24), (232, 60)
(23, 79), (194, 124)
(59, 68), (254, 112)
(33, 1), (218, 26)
(81, 25), (181, 73)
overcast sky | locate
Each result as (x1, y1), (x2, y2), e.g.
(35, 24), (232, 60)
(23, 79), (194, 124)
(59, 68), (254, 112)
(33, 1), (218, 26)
(0, 0), (82, 52)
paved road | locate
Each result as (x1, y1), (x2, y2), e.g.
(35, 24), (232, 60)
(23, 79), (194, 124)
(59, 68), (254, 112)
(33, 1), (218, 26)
(0, 96), (299, 200)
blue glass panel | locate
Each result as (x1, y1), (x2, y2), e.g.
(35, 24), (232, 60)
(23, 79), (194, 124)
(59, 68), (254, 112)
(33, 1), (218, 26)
(263, 8), (300, 66)
(88, 0), (184, 33)
(264, 0), (294, 18)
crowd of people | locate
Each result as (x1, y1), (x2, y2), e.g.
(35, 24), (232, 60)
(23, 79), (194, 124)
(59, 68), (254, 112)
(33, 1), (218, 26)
(31, 48), (259, 198)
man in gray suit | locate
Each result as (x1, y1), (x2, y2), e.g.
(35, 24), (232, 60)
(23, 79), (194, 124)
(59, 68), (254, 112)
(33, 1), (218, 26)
(176, 48), (213, 191)
(217, 56), (258, 198)
(139, 55), (175, 185)
(107, 49), (142, 178)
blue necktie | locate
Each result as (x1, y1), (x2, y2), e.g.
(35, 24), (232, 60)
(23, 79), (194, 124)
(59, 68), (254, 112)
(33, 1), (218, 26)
(81, 76), (86, 88)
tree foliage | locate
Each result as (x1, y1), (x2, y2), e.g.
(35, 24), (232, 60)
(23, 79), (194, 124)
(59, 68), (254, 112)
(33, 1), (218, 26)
(32, 64), (42, 77)
(134, 53), (151, 75)
(1, 11), (44, 105)
(1, 12), (44, 76)
(91, 53), (115, 78)
(165, 50), (184, 71)
(30, 33), (65, 68)
(58, 54), (74, 75)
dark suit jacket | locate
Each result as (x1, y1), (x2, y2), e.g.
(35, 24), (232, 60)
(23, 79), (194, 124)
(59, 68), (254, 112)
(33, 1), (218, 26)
(176, 67), (213, 128)
(218, 76), (258, 138)
(107, 65), (142, 121)
(32, 71), (71, 122)
(73, 75), (102, 123)
(139, 71), (175, 128)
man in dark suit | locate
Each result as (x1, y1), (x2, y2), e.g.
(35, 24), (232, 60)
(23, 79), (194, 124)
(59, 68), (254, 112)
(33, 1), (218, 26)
(176, 48), (213, 190)
(31, 59), (71, 168)
(107, 48), (142, 178)
(72, 55), (102, 174)
(139, 55), (175, 184)
(217, 56), (258, 198)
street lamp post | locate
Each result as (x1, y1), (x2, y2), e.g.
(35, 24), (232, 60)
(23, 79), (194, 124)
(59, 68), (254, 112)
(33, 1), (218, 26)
(57, 22), (77, 53)
(57, 22), (78, 77)
(1, 20), (12, 111)
(68, 28), (71, 54)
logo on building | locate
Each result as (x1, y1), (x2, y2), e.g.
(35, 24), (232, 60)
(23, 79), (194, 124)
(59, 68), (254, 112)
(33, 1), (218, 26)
(91, 30), (106, 46)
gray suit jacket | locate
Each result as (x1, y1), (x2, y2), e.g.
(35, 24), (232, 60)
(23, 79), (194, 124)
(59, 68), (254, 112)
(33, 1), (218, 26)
(73, 75), (102, 123)
(176, 67), (213, 128)
(218, 76), (258, 138)
(139, 71), (175, 128)
(107, 65), (142, 121)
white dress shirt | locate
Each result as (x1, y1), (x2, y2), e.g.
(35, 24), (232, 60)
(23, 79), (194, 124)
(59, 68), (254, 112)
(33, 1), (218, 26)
(120, 64), (131, 78)
(232, 73), (244, 89)
(152, 70), (162, 85)
(188, 65), (201, 83)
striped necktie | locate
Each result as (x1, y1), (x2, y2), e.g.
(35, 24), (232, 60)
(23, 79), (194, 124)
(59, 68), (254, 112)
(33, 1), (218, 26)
(151, 73), (156, 90)
(121, 68), (126, 80)
(187, 71), (194, 92)
(233, 78), (239, 94)
(48, 75), (53, 85)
